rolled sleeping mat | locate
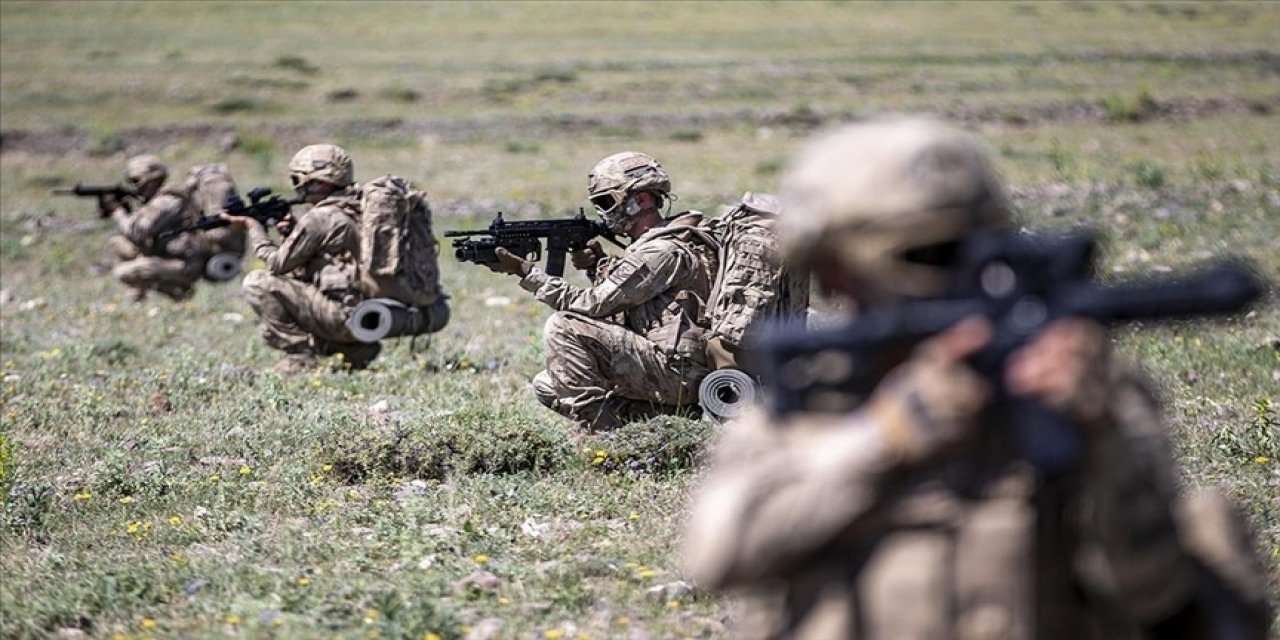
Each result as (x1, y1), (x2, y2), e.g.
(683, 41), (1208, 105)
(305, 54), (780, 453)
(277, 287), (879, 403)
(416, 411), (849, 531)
(204, 252), (242, 282)
(698, 368), (758, 421)
(347, 298), (449, 343)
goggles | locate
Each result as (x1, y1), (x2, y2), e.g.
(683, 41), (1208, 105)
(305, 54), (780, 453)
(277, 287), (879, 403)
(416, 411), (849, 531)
(589, 190), (627, 215)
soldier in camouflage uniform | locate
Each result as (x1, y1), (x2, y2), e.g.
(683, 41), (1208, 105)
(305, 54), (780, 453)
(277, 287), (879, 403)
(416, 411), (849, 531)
(486, 151), (718, 430)
(224, 144), (379, 373)
(684, 119), (1271, 639)
(106, 155), (239, 302)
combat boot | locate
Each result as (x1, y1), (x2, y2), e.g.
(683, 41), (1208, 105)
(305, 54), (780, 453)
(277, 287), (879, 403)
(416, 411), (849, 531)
(271, 353), (320, 375)
(157, 284), (194, 301)
(336, 342), (382, 371)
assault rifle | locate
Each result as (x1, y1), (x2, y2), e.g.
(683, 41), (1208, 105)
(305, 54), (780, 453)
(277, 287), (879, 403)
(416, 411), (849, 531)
(759, 229), (1264, 473)
(159, 187), (299, 241)
(51, 183), (135, 218)
(444, 210), (622, 277)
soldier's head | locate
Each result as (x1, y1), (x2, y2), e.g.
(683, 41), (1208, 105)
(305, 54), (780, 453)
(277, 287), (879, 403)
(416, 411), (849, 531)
(124, 154), (169, 201)
(287, 144), (354, 204)
(778, 117), (1010, 304)
(587, 151), (673, 237)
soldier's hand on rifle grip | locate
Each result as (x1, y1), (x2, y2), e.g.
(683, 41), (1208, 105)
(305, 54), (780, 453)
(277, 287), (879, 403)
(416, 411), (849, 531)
(571, 238), (604, 274)
(487, 247), (534, 277)
(275, 214), (295, 237)
(1006, 318), (1112, 433)
(97, 195), (122, 218)
(865, 317), (993, 462)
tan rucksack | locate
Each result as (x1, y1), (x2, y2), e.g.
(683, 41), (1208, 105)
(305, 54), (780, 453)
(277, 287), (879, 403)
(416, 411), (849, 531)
(705, 192), (810, 353)
(184, 164), (244, 259)
(358, 175), (443, 307)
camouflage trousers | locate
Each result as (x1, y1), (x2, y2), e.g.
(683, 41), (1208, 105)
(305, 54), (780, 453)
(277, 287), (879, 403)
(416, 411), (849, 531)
(106, 235), (202, 300)
(242, 270), (378, 366)
(532, 311), (708, 431)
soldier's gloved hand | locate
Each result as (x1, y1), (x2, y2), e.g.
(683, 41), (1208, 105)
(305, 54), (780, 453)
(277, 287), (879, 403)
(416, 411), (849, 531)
(97, 195), (122, 218)
(487, 247), (534, 277)
(275, 214), (295, 236)
(864, 317), (993, 462)
(1006, 318), (1112, 432)
(219, 212), (260, 232)
(571, 238), (604, 273)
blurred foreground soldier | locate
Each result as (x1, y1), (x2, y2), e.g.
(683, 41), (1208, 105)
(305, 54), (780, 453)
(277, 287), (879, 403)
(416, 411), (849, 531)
(486, 152), (717, 430)
(106, 155), (239, 301)
(226, 144), (378, 373)
(684, 119), (1271, 639)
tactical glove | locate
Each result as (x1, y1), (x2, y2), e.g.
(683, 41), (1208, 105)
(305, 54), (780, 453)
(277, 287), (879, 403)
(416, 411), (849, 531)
(488, 247), (534, 277)
(865, 317), (992, 462)
(1006, 318), (1112, 432)
(571, 238), (604, 274)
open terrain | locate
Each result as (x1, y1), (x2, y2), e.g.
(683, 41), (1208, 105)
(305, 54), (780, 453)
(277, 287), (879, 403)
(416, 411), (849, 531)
(1, 2), (1277, 638)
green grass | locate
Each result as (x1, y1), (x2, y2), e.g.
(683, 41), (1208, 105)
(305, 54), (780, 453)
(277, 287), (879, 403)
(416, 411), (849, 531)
(2, 1), (1279, 638)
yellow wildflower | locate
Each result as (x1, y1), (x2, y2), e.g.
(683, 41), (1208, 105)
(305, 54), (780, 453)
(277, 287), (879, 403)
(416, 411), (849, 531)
(544, 631), (564, 640)
(119, 496), (134, 504)
(637, 569), (656, 579)
(623, 561), (639, 570)
(322, 464), (333, 472)
(168, 516), (182, 526)
(423, 635), (442, 640)
(209, 474), (221, 483)
(363, 609), (380, 624)
(498, 597), (510, 605)
(140, 618), (157, 630)
(628, 511), (639, 521)
(297, 577), (311, 586)
(74, 492), (93, 501)
(224, 615), (241, 625)
(1255, 456), (1271, 464)
(473, 554), (489, 564)
(594, 449), (607, 458)
(238, 465), (252, 477)
(666, 599), (681, 609)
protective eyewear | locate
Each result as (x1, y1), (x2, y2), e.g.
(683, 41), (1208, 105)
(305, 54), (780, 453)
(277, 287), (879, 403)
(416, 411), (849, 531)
(590, 190), (627, 215)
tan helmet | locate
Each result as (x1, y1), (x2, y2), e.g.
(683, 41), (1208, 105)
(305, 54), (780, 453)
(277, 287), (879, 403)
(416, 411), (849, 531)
(587, 151), (672, 232)
(287, 144), (354, 190)
(778, 117), (1011, 299)
(124, 154), (168, 187)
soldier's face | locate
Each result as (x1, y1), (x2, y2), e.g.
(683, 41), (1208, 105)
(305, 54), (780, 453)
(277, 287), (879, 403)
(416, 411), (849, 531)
(813, 257), (861, 300)
(130, 177), (163, 201)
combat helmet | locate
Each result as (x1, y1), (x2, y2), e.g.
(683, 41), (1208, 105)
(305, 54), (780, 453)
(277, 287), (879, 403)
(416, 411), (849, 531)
(587, 151), (673, 233)
(124, 154), (168, 188)
(778, 117), (1010, 299)
(287, 144), (354, 191)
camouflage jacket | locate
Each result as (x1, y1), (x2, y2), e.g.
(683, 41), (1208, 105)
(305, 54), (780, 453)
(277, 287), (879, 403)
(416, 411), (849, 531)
(519, 212), (718, 363)
(248, 189), (361, 300)
(684, 361), (1271, 640)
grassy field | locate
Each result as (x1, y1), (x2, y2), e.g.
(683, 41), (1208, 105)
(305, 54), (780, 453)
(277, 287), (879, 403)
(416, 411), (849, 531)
(2, 2), (1277, 638)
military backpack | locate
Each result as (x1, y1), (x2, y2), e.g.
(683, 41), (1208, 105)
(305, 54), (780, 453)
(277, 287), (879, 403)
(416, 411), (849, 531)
(357, 175), (443, 307)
